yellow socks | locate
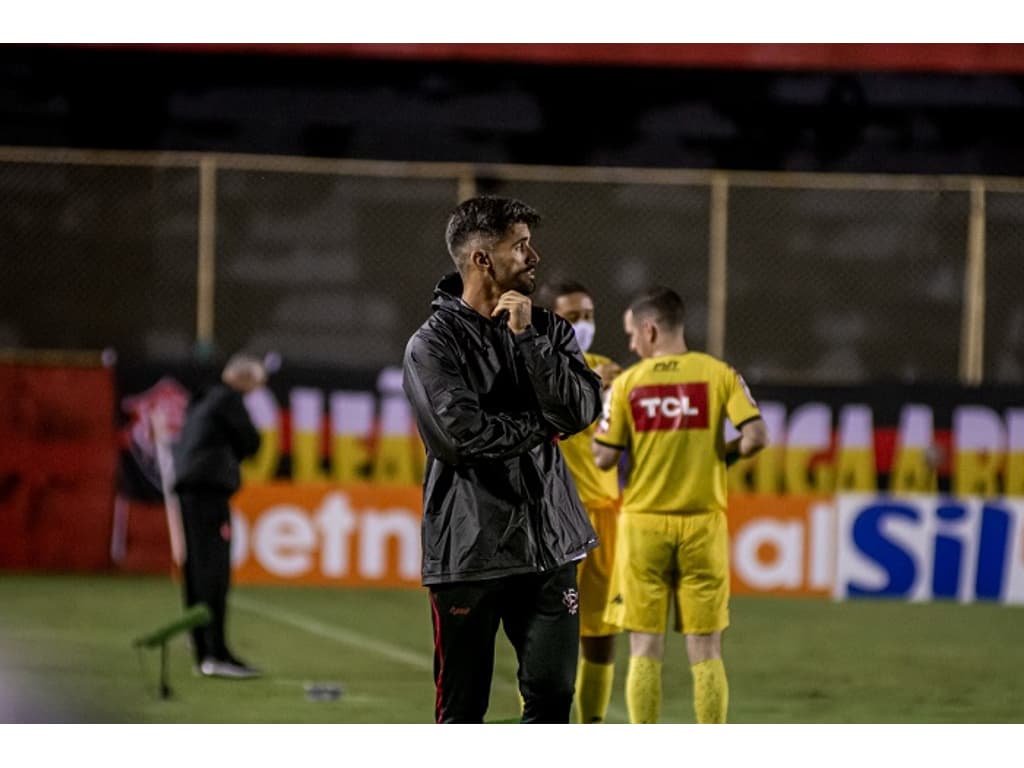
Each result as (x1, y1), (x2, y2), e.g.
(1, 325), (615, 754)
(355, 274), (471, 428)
(691, 658), (728, 723)
(621, 655), (728, 724)
(626, 656), (662, 723)
(575, 659), (615, 723)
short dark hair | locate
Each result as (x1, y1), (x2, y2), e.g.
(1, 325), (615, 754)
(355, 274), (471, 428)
(537, 280), (590, 309)
(445, 195), (541, 272)
(629, 286), (685, 331)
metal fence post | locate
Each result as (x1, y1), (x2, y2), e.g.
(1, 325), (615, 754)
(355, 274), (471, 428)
(960, 178), (986, 385)
(707, 172), (729, 359)
(457, 169), (477, 203)
(196, 155), (218, 359)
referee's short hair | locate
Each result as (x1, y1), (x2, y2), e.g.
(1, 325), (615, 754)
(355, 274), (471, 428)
(629, 286), (685, 331)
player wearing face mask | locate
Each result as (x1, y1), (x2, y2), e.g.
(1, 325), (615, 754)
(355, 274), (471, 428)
(546, 281), (624, 724)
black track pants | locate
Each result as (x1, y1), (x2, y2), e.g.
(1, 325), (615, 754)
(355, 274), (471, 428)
(178, 490), (232, 664)
(428, 563), (581, 724)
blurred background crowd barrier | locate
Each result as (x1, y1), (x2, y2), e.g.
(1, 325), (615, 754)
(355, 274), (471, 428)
(3, 144), (1023, 386)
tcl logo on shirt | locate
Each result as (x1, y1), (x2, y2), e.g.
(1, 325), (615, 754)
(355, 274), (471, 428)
(629, 383), (709, 431)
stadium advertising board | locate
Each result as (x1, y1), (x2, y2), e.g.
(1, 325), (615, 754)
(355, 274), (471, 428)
(727, 495), (835, 598)
(229, 483), (422, 587)
(226, 488), (1024, 604)
(2, 359), (999, 587)
(0, 360), (117, 571)
(724, 393), (1024, 499)
(226, 488), (843, 591)
(233, 487), (835, 592)
(729, 493), (1024, 604)
(115, 362), (1024, 498)
(833, 494), (1024, 604)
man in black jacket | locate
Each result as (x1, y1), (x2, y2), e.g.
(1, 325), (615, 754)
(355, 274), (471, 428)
(172, 354), (264, 679)
(403, 195), (602, 723)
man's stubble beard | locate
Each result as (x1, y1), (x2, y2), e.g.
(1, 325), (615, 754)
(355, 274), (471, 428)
(517, 270), (537, 295)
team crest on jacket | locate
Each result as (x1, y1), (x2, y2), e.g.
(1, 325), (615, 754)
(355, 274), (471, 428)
(562, 588), (579, 615)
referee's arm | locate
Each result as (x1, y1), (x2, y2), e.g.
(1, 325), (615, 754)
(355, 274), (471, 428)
(724, 416), (768, 466)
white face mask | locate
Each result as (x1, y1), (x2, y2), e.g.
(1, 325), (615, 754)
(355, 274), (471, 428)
(571, 320), (595, 353)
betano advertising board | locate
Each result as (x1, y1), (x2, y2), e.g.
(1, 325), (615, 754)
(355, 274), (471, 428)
(227, 486), (1024, 605)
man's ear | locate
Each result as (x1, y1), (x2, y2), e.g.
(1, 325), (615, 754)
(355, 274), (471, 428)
(470, 249), (491, 271)
(470, 249), (495, 279)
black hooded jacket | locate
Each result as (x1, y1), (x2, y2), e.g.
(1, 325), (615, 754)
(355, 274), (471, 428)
(172, 384), (260, 495)
(403, 273), (602, 585)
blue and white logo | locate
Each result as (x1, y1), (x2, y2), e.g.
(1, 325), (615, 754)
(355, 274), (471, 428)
(834, 494), (1024, 604)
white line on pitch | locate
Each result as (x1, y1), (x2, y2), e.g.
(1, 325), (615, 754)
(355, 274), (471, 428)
(232, 593), (435, 673)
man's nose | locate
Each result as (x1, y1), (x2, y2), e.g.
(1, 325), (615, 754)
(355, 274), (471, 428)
(527, 245), (540, 264)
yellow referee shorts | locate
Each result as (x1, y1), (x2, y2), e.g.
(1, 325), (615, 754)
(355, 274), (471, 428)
(576, 499), (622, 638)
(604, 510), (730, 636)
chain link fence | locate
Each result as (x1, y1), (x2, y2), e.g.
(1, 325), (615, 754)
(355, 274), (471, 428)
(0, 159), (198, 359)
(726, 185), (968, 384)
(985, 192), (1024, 384)
(484, 179), (710, 357)
(1, 147), (1019, 385)
(214, 169), (458, 371)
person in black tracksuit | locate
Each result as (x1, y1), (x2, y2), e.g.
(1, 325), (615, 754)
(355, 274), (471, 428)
(403, 196), (603, 723)
(172, 355), (264, 678)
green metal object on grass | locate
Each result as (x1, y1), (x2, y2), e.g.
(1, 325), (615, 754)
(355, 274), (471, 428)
(132, 603), (212, 649)
(132, 603), (212, 699)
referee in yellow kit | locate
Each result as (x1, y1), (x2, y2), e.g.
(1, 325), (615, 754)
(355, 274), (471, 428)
(593, 286), (767, 724)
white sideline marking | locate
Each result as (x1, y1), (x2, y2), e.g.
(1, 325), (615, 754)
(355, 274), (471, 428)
(232, 594), (434, 673)
(233, 594), (628, 720)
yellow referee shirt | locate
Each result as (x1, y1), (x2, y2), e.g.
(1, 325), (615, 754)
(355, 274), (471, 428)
(559, 352), (621, 507)
(595, 351), (760, 515)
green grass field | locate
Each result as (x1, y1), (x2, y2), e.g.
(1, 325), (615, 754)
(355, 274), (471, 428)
(2, 573), (1023, 724)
